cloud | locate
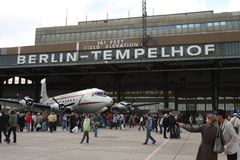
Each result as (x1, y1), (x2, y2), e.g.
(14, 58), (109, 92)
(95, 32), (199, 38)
(0, 0), (238, 48)
(225, 0), (240, 11)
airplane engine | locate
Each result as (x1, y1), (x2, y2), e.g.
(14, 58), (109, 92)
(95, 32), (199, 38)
(50, 103), (66, 111)
(58, 104), (66, 111)
(19, 97), (34, 110)
(51, 98), (74, 112)
(111, 102), (130, 113)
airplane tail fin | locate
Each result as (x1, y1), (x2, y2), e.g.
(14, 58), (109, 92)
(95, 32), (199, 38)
(40, 79), (49, 103)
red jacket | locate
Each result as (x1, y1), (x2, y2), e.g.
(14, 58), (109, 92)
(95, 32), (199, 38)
(25, 114), (32, 123)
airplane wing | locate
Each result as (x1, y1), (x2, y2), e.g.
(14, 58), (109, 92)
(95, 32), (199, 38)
(0, 98), (20, 108)
(31, 103), (51, 109)
(131, 102), (159, 108)
(0, 98), (51, 110)
(112, 101), (159, 113)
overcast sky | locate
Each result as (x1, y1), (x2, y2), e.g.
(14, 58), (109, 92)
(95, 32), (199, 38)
(0, 0), (239, 48)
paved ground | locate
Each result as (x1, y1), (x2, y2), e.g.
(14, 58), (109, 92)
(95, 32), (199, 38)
(0, 127), (239, 160)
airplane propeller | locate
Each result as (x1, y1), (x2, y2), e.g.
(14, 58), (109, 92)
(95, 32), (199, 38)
(117, 102), (132, 114)
(21, 97), (34, 110)
(123, 99), (135, 113)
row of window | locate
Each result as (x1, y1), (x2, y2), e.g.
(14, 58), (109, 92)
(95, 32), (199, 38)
(4, 77), (32, 85)
(138, 102), (240, 111)
(178, 103), (239, 111)
(111, 90), (164, 95)
(37, 20), (240, 43)
(58, 98), (76, 104)
(94, 92), (107, 97)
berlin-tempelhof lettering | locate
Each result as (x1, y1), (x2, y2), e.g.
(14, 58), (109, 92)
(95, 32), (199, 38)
(17, 44), (215, 65)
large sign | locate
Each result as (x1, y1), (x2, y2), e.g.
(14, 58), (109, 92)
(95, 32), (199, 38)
(82, 39), (141, 50)
(17, 44), (215, 65)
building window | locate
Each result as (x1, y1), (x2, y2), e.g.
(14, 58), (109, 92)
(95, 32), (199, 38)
(176, 25), (182, 29)
(160, 25), (176, 30)
(200, 23), (208, 27)
(14, 77), (19, 84)
(213, 22), (219, 26)
(27, 80), (32, 84)
(21, 78), (26, 84)
(188, 24), (194, 28)
(8, 78), (13, 84)
(194, 23), (200, 27)
(220, 21), (226, 26)
(207, 22), (213, 27)
(182, 24), (188, 29)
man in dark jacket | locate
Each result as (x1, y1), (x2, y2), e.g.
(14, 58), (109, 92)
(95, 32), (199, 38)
(0, 111), (9, 143)
(18, 113), (25, 132)
(7, 109), (18, 143)
(69, 112), (78, 133)
(168, 113), (177, 138)
(162, 114), (169, 139)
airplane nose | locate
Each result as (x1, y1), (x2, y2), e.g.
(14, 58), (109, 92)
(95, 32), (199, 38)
(107, 97), (114, 106)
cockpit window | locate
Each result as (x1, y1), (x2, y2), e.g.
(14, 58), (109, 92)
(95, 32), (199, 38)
(95, 92), (107, 97)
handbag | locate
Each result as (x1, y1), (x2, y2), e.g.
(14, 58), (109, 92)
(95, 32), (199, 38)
(213, 127), (225, 153)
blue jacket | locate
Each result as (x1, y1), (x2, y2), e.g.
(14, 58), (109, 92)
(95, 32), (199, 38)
(146, 117), (153, 130)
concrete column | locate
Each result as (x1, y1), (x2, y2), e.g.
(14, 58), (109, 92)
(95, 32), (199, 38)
(115, 74), (124, 102)
(34, 78), (42, 103)
(163, 72), (169, 108)
(117, 78), (122, 102)
(212, 70), (219, 111)
(0, 79), (3, 110)
(174, 86), (178, 111)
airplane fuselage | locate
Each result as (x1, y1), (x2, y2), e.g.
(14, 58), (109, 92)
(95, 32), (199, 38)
(43, 88), (113, 114)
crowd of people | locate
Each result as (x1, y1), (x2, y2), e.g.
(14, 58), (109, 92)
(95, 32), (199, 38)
(0, 110), (182, 144)
(0, 110), (225, 141)
(0, 109), (240, 160)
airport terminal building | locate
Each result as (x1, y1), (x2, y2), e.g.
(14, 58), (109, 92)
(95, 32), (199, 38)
(1, 10), (240, 113)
